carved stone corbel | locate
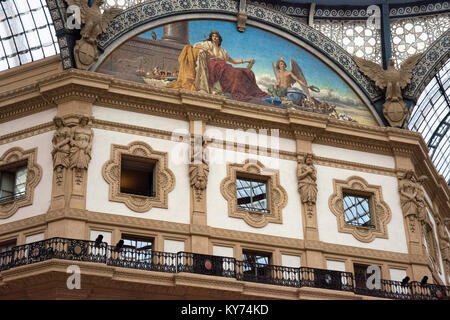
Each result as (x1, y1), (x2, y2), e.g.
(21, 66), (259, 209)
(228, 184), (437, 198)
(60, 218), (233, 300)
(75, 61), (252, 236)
(237, 0), (247, 32)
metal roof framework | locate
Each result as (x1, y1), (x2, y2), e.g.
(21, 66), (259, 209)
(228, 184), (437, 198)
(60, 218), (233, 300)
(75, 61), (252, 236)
(0, 0), (59, 71)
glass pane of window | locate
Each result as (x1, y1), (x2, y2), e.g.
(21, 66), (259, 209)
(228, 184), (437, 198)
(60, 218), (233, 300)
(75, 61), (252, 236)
(343, 194), (373, 227)
(242, 250), (271, 280)
(14, 166), (27, 195)
(236, 178), (268, 213)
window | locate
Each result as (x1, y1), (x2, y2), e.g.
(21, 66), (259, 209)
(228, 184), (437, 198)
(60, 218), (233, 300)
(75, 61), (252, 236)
(0, 161), (27, 203)
(121, 234), (154, 263)
(354, 263), (371, 289)
(120, 155), (156, 197)
(236, 177), (269, 213)
(329, 176), (391, 242)
(242, 250), (271, 281)
(343, 193), (374, 228)
(102, 141), (175, 213)
(0, 239), (16, 253)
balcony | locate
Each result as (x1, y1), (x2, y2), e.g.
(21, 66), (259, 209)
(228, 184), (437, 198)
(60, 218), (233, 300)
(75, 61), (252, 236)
(0, 237), (448, 300)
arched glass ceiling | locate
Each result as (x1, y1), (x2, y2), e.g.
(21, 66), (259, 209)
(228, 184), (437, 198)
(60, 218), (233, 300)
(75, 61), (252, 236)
(0, 0), (59, 71)
(408, 58), (450, 185)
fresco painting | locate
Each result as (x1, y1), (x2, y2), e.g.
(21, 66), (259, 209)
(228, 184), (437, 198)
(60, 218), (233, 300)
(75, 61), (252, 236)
(97, 20), (379, 126)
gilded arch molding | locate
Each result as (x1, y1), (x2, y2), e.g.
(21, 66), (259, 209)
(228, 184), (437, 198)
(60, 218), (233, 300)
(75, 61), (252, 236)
(102, 141), (175, 213)
(328, 176), (392, 243)
(0, 147), (42, 219)
(48, 0), (381, 102)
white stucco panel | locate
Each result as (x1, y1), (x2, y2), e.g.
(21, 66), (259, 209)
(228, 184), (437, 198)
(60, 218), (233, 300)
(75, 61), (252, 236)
(205, 125), (296, 153)
(86, 129), (190, 224)
(207, 148), (303, 239)
(25, 232), (45, 244)
(327, 260), (346, 271)
(312, 144), (395, 169)
(93, 105), (189, 132)
(282, 255), (301, 268)
(213, 245), (234, 258)
(164, 239), (185, 253)
(316, 165), (408, 253)
(389, 268), (407, 282)
(0, 108), (56, 137)
(0, 132), (53, 224)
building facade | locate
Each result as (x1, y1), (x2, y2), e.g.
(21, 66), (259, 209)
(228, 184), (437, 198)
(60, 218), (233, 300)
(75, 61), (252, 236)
(0, 0), (449, 300)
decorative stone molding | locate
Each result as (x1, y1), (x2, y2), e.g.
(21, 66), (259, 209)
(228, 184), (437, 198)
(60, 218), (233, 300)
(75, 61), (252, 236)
(328, 176), (392, 243)
(398, 170), (428, 234)
(102, 141), (175, 213)
(422, 213), (441, 274)
(0, 147), (42, 219)
(220, 159), (287, 228)
(436, 215), (450, 281)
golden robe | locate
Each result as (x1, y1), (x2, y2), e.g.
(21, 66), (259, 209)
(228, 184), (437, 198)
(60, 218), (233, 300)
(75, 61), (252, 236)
(167, 44), (199, 91)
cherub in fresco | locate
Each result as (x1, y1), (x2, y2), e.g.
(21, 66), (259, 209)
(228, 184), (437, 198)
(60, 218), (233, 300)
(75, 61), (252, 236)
(268, 59), (312, 100)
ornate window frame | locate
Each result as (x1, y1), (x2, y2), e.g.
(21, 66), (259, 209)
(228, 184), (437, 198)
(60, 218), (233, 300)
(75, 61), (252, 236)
(102, 141), (175, 213)
(0, 147), (42, 219)
(328, 176), (392, 243)
(220, 159), (288, 228)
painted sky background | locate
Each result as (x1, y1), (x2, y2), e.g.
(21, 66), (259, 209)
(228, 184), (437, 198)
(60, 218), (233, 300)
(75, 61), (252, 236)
(138, 20), (377, 125)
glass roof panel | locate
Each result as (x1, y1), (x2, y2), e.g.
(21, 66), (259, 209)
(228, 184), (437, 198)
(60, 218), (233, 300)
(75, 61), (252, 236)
(408, 58), (450, 185)
(0, 0), (59, 71)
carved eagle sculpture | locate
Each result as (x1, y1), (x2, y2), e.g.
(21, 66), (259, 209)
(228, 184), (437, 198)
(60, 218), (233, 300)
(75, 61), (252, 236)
(66, 0), (122, 70)
(66, 0), (122, 44)
(353, 54), (422, 127)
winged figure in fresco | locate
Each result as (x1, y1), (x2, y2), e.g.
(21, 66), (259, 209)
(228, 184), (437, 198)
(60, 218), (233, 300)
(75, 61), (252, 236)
(66, 0), (122, 70)
(268, 58), (319, 106)
(353, 54), (422, 127)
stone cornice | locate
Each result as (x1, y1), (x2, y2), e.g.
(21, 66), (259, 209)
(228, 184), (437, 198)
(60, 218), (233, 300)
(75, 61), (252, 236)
(0, 68), (448, 219)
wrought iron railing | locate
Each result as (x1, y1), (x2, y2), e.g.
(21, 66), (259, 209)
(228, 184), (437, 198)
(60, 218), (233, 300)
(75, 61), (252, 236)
(354, 277), (450, 300)
(235, 261), (301, 288)
(177, 252), (236, 278)
(1, 237), (449, 300)
(299, 267), (355, 292)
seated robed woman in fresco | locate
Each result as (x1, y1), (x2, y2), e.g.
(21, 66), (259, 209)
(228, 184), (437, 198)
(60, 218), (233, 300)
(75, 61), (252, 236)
(168, 30), (269, 101)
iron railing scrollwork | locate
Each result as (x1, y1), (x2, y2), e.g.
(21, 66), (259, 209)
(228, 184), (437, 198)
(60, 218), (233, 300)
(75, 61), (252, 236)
(177, 252), (236, 278)
(0, 237), (449, 300)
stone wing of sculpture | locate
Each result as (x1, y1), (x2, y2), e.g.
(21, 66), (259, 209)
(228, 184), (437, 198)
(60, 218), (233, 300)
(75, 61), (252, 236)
(353, 56), (387, 89)
(65, 0), (89, 24)
(100, 8), (123, 33)
(291, 58), (310, 98)
(398, 53), (422, 89)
